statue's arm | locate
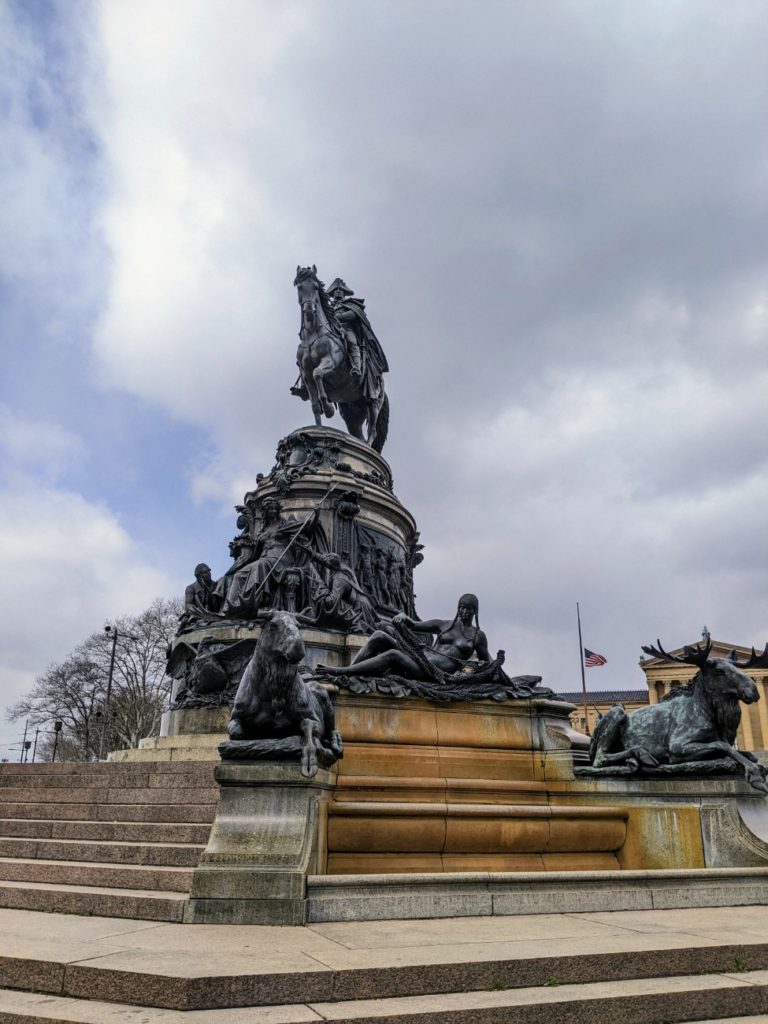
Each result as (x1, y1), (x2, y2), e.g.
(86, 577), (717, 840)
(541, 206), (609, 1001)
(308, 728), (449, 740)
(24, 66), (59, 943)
(395, 615), (447, 635)
(474, 630), (491, 663)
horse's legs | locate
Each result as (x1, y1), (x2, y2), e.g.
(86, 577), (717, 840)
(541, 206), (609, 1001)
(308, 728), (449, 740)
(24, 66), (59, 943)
(313, 356), (336, 419)
(300, 358), (323, 426)
(306, 383), (323, 426)
(338, 401), (366, 441)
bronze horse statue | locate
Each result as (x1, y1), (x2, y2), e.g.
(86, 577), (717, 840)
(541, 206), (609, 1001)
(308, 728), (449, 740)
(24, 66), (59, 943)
(292, 266), (389, 452)
(589, 639), (768, 793)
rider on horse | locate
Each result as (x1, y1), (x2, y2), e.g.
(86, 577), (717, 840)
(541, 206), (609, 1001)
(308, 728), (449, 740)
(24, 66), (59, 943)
(327, 279), (363, 381)
(291, 266), (391, 451)
(326, 277), (389, 399)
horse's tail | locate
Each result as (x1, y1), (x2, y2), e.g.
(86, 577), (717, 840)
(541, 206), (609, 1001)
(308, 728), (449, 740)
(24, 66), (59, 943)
(372, 392), (389, 452)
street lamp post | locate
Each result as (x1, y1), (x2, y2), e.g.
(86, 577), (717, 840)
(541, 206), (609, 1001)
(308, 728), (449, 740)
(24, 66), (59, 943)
(51, 720), (63, 763)
(98, 625), (139, 761)
(19, 720), (29, 764)
(99, 625), (119, 761)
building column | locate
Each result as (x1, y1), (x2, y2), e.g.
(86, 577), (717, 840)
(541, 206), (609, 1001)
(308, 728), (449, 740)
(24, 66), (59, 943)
(755, 678), (768, 751)
(740, 701), (755, 752)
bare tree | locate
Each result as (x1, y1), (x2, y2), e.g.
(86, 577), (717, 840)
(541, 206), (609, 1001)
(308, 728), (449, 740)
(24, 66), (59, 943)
(98, 598), (181, 750)
(7, 597), (182, 760)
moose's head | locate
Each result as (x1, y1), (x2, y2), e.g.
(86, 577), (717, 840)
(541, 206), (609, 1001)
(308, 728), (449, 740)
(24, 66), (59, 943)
(642, 639), (768, 705)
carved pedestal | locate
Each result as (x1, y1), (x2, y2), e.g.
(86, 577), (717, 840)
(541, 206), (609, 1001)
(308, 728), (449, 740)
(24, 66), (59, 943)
(186, 762), (336, 925)
(157, 425), (422, 719)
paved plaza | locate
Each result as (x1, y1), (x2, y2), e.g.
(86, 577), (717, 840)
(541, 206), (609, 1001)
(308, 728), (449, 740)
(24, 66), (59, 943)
(2, 903), (768, 1021)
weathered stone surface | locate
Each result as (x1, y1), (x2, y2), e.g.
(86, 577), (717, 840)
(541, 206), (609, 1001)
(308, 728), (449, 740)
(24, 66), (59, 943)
(187, 763), (336, 925)
(160, 707), (230, 737)
(3, 902), (768, 1015)
(306, 867), (768, 922)
(560, 774), (768, 870)
(0, 882), (187, 921)
(700, 794), (768, 867)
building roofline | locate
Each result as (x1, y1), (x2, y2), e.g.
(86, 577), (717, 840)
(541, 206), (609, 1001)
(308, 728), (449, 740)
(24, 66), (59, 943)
(639, 640), (752, 668)
(558, 690), (649, 703)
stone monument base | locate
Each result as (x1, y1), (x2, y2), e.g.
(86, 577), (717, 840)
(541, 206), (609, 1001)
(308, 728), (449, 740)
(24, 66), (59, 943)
(109, 708), (229, 763)
(186, 762), (335, 925)
(111, 692), (768, 925)
(555, 773), (768, 870)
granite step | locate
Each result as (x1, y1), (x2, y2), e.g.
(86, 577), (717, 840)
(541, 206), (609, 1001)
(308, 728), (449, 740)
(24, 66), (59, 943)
(0, 857), (194, 892)
(0, 837), (204, 867)
(0, 802), (217, 823)
(0, 972), (765, 1023)
(0, 880), (186, 921)
(0, 766), (217, 788)
(3, 910), (768, 1011)
(0, 818), (212, 844)
(0, 762), (216, 776)
(0, 786), (220, 805)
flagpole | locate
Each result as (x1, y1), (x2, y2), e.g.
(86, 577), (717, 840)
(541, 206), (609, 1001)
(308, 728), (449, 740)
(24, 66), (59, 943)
(576, 602), (590, 736)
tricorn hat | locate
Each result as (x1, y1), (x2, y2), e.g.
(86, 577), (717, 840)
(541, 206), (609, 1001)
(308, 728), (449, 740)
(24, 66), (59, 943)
(327, 277), (353, 297)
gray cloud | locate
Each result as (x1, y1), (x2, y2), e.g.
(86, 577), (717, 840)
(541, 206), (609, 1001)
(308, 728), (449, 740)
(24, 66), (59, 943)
(3, 0), (767, 709)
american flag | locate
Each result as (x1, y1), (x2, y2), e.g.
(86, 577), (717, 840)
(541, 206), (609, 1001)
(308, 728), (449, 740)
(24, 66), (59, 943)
(584, 648), (607, 667)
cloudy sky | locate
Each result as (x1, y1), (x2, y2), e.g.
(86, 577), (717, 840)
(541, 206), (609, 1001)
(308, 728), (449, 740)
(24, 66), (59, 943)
(2, 0), (767, 749)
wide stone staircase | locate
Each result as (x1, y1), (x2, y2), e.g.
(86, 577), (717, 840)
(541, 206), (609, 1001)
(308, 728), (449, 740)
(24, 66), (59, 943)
(1, 762), (767, 1022)
(0, 903), (767, 1022)
(0, 761), (218, 922)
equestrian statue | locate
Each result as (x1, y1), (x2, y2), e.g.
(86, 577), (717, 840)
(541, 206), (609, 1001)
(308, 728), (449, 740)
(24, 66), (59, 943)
(291, 266), (389, 452)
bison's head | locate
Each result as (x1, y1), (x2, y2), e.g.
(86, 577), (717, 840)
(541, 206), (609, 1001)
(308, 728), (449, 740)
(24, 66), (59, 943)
(259, 610), (306, 665)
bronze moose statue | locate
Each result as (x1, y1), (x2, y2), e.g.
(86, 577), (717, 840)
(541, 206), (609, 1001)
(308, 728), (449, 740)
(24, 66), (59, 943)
(220, 610), (343, 777)
(588, 639), (768, 793)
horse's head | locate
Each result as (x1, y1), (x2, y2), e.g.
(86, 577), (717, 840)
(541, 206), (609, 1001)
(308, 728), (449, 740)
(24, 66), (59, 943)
(259, 609), (306, 665)
(294, 264), (321, 328)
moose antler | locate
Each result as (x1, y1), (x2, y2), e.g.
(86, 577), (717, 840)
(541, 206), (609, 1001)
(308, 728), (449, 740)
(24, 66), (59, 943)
(641, 638), (712, 667)
(727, 643), (768, 670)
